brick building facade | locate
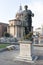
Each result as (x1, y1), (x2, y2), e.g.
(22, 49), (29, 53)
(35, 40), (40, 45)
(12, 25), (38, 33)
(0, 22), (8, 37)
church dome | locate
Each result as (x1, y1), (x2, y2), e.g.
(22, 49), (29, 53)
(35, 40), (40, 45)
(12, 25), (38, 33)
(15, 5), (23, 19)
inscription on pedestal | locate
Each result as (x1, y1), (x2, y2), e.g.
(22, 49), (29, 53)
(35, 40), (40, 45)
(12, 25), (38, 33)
(20, 44), (31, 57)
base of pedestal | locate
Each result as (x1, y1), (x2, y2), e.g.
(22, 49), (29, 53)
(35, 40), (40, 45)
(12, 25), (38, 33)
(17, 55), (32, 60)
(14, 55), (38, 63)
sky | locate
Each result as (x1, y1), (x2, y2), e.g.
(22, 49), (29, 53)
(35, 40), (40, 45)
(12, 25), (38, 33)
(0, 0), (43, 30)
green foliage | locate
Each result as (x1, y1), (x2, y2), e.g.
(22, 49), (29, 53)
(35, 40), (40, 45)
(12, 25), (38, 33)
(0, 44), (10, 48)
(4, 32), (10, 37)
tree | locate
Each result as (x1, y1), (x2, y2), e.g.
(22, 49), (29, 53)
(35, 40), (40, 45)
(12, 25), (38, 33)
(4, 32), (10, 37)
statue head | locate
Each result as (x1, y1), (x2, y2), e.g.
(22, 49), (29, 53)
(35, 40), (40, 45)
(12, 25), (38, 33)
(24, 5), (28, 10)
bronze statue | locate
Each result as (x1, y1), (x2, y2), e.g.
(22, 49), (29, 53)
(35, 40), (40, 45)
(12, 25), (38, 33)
(22, 5), (34, 35)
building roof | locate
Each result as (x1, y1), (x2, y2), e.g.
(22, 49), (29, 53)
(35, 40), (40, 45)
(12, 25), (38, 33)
(9, 19), (21, 22)
(0, 22), (8, 25)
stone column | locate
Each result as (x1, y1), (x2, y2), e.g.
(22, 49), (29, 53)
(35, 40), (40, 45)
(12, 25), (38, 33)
(21, 27), (23, 39)
(15, 26), (18, 37)
(39, 39), (41, 44)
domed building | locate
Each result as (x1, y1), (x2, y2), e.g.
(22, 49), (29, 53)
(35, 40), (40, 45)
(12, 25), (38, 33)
(7, 5), (34, 40)
(15, 5), (23, 20)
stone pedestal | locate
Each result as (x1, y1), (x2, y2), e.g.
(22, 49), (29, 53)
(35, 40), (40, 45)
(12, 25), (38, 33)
(19, 41), (32, 60)
(16, 41), (33, 61)
(15, 40), (38, 62)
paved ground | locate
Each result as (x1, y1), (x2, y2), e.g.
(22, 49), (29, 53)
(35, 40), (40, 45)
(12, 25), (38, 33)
(0, 49), (33, 65)
(0, 45), (43, 65)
